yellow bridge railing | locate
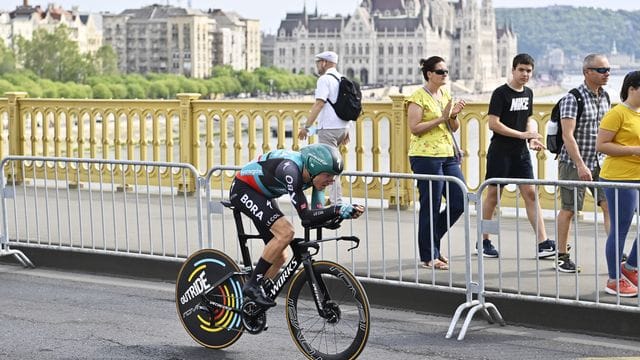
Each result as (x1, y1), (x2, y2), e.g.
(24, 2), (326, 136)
(0, 91), (580, 208)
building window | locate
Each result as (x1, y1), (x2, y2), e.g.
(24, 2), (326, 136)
(388, 67), (393, 75)
(408, 67), (413, 75)
(398, 68), (403, 75)
(378, 45), (383, 56)
(365, 44), (370, 55)
(408, 44), (413, 55)
(378, 67), (383, 75)
(358, 44), (363, 55)
(388, 45), (393, 55)
(398, 45), (403, 55)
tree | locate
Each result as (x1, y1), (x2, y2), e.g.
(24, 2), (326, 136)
(0, 39), (16, 75)
(92, 83), (113, 99)
(94, 45), (119, 76)
(19, 26), (88, 82)
(148, 82), (170, 99)
(126, 82), (146, 99)
(0, 79), (15, 94)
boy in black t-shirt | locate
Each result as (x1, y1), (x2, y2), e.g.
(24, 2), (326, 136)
(479, 53), (557, 259)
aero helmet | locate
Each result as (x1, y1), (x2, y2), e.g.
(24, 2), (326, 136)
(300, 144), (343, 177)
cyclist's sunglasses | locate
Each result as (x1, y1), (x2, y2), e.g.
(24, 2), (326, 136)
(432, 69), (449, 75)
(588, 67), (611, 74)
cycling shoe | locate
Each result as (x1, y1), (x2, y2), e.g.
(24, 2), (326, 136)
(242, 283), (276, 308)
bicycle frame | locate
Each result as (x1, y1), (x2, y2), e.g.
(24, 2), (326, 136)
(223, 201), (360, 316)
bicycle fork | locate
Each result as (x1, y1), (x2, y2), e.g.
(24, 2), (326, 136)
(301, 258), (336, 321)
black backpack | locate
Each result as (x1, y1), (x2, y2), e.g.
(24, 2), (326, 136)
(546, 88), (610, 155)
(327, 73), (362, 121)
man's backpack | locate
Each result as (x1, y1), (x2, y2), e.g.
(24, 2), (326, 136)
(546, 88), (610, 155)
(327, 73), (362, 121)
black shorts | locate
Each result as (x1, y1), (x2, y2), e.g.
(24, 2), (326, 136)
(229, 179), (284, 242)
(484, 145), (534, 180)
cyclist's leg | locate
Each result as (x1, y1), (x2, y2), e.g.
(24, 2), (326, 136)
(243, 217), (294, 307)
(251, 201), (288, 280)
(230, 181), (290, 307)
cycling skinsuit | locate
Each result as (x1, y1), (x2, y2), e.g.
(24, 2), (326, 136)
(229, 149), (339, 241)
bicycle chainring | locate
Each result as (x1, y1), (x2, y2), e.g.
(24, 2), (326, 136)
(241, 301), (268, 334)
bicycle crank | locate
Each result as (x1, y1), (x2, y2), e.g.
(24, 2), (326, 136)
(241, 301), (268, 334)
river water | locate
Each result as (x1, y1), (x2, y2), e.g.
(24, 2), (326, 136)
(536, 73), (625, 103)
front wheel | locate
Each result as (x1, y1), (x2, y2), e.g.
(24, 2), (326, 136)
(175, 249), (245, 349)
(286, 261), (371, 360)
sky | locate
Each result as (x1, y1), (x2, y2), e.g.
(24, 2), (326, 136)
(6, 0), (640, 34)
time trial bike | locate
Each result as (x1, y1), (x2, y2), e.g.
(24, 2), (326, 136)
(175, 200), (371, 360)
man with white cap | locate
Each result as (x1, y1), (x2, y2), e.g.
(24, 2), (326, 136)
(298, 50), (349, 205)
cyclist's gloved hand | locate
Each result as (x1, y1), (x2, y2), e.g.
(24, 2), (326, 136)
(338, 203), (355, 219)
(338, 203), (364, 219)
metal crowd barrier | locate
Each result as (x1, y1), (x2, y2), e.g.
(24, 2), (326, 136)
(3, 157), (639, 341)
(0, 156), (203, 264)
(454, 178), (640, 340)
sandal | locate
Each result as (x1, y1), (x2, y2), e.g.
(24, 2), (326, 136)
(438, 255), (449, 264)
(422, 259), (449, 270)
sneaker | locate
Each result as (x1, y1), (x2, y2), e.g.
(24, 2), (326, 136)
(605, 278), (638, 297)
(477, 239), (499, 258)
(621, 262), (638, 287)
(242, 281), (276, 308)
(554, 253), (580, 273)
(537, 239), (556, 259)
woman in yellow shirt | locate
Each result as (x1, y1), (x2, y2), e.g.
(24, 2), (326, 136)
(596, 70), (640, 297)
(406, 56), (466, 270)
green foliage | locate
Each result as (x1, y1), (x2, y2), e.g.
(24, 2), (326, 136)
(0, 39), (16, 74)
(126, 82), (146, 99)
(148, 82), (170, 99)
(108, 83), (128, 99)
(495, 6), (640, 61)
(93, 45), (119, 76)
(92, 83), (112, 99)
(0, 79), (15, 94)
(0, 26), (316, 99)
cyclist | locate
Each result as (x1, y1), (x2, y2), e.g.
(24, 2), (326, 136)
(229, 143), (364, 308)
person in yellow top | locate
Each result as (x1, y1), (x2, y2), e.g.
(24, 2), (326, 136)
(596, 70), (640, 297)
(406, 56), (466, 270)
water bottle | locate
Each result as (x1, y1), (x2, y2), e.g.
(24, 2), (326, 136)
(547, 121), (558, 136)
(307, 125), (317, 136)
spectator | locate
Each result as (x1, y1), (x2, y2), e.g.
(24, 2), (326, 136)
(406, 56), (466, 270)
(555, 54), (611, 273)
(596, 70), (640, 297)
(298, 51), (349, 205)
(480, 53), (556, 259)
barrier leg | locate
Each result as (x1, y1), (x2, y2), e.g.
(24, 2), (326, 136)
(446, 300), (479, 339)
(0, 244), (35, 268)
(486, 303), (506, 326)
(447, 299), (505, 340)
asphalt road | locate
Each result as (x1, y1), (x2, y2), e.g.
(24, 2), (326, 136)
(1, 263), (639, 360)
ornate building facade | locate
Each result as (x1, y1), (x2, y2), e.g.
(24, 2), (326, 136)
(0, 1), (102, 54)
(102, 5), (261, 78)
(274, 0), (517, 92)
